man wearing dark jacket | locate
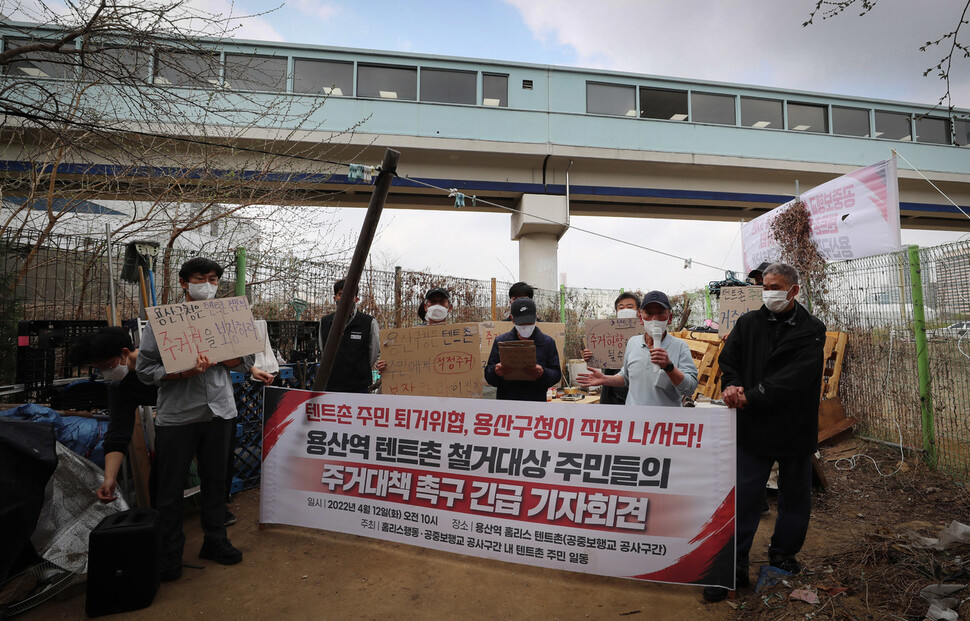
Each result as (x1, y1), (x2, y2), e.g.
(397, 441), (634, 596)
(485, 298), (561, 401)
(704, 262), (825, 602)
(318, 279), (385, 393)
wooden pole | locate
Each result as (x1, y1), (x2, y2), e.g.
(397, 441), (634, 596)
(394, 266), (402, 328)
(491, 278), (497, 321)
(313, 149), (400, 391)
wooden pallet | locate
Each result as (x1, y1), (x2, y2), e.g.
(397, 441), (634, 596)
(821, 331), (848, 400)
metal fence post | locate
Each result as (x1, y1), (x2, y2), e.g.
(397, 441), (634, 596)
(490, 278), (497, 321)
(559, 285), (566, 323)
(235, 247), (246, 298)
(908, 245), (937, 466)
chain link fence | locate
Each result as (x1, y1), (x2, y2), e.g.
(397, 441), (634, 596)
(822, 240), (970, 478)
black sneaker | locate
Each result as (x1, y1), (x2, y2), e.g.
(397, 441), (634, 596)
(702, 586), (728, 602)
(199, 537), (242, 565)
(224, 509), (237, 527)
(161, 553), (183, 582)
(771, 557), (801, 575)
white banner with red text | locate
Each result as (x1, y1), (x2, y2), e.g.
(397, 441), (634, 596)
(260, 387), (737, 588)
(742, 157), (901, 273)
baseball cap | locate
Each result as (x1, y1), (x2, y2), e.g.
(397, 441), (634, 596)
(510, 298), (537, 325)
(425, 287), (450, 301)
(640, 290), (671, 310)
(747, 261), (771, 279)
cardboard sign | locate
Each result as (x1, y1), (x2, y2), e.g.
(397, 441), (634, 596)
(584, 318), (644, 369)
(497, 340), (537, 381)
(380, 323), (482, 398)
(717, 287), (763, 336)
(480, 322), (566, 372)
(146, 296), (262, 373)
(261, 388), (739, 589)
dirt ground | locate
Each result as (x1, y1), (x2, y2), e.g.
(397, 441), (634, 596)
(20, 437), (970, 621)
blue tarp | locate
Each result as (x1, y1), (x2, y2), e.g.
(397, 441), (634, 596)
(0, 404), (107, 468)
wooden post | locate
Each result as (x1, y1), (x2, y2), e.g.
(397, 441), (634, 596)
(394, 266), (402, 328)
(127, 407), (153, 508)
(313, 149), (400, 391)
(491, 278), (497, 321)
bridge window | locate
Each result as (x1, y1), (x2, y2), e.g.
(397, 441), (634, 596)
(787, 102), (828, 133)
(81, 47), (151, 83)
(154, 51), (220, 88)
(691, 92), (736, 125)
(832, 106), (870, 137)
(639, 87), (687, 121)
(741, 97), (783, 129)
(293, 58), (353, 96)
(587, 82), (636, 116)
(483, 73), (508, 107)
(4, 38), (76, 79)
(421, 68), (476, 105)
(224, 54), (286, 92)
(915, 116), (951, 144)
(955, 118), (970, 146)
(874, 111), (912, 140)
(358, 64), (417, 100)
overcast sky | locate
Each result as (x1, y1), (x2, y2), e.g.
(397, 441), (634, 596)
(37, 0), (970, 293)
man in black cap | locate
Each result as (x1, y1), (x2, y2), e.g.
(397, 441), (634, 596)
(484, 298), (561, 402)
(747, 261), (771, 286)
(578, 290), (697, 407)
(318, 279), (385, 393)
(421, 287), (453, 326)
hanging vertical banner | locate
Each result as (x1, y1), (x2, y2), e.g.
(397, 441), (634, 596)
(742, 158), (901, 273)
(260, 387), (738, 589)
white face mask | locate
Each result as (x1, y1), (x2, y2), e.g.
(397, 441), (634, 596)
(187, 282), (218, 301)
(762, 288), (793, 313)
(616, 308), (638, 319)
(101, 364), (129, 381)
(515, 324), (536, 338)
(426, 304), (449, 322)
(643, 319), (667, 344)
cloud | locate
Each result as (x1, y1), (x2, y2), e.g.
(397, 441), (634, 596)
(504, 0), (970, 107)
(292, 0), (341, 21)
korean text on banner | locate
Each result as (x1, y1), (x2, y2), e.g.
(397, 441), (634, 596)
(741, 158), (901, 272)
(717, 287), (763, 336)
(380, 323), (482, 398)
(584, 318), (644, 369)
(145, 296), (262, 373)
(260, 388), (738, 589)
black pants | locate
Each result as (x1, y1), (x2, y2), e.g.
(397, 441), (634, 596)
(735, 445), (813, 565)
(153, 418), (233, 558)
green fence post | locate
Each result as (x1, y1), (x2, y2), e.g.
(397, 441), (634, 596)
(908, 245), (937, 467)
(704, 286), (713, 321)
(235, 247), (246, 298)
(559, 285), (566, 323)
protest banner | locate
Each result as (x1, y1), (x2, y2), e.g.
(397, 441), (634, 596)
(260, 387), (738, 588)
(717, 287), (763, 336)
(380, 323), (482, 398)
(480, 322), (566, 371)
(145, 296), (262, 373)
(741, 158), (901, 272)
(584, 318), (644, 369)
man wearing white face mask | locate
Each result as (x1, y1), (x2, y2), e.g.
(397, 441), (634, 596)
(581, 292), (640, 405)
(420, 287), (453, 326)
(485, 298), (562, 401)
(704, 262), (825, 603)
(577, 290), (697, 407)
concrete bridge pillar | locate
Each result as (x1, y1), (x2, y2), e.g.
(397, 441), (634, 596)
(511, 194), (569, 291)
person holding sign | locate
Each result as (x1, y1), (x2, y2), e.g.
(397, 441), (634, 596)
(318, 279), (386, 393)
(704, 263), (825, 603)
(485, 298), (561, 401)
(136, 258), (255, 582)
(581, 291), (640, 405)
(577, 291), (697, 407)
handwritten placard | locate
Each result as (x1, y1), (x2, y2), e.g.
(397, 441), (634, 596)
(718, 287), (763, 336)
(380, 323), (482, 398)
(497, 340), (537, 381)
(146, 296), (262, 373)
(584, 318), (644, 369)
(479, 322), (566, 372)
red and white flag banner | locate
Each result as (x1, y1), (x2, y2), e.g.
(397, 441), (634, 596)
(260, 387), (737, 589)
(742, 157), (901, 273)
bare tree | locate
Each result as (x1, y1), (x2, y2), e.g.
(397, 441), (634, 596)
(804, 0), (970, 120)
(0, 1), (367, 306)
